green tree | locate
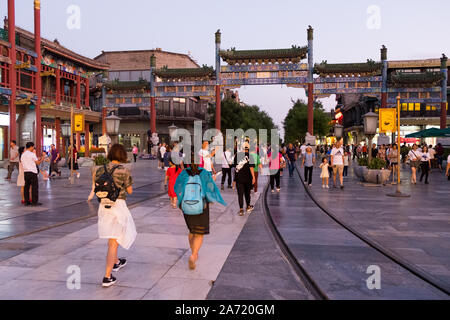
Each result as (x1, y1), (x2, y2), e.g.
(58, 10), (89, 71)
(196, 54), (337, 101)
(283, 99), (331, 143)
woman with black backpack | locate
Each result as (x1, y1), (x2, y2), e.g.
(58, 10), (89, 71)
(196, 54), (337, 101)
(95, 144), (137, 287)
(174, 150), (226, 270)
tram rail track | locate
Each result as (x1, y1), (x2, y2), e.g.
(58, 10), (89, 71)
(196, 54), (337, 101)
(262, 165), (450, 299)
(261, 180), (329, 300)
(306, 165), (448, 296)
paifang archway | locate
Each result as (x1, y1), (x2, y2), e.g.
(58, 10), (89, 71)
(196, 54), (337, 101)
(147, 27), (448, 138)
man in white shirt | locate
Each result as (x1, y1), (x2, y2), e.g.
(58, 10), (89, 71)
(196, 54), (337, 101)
(331, 141), (345, 189)
(300, 144), (307, 159)
(159, 143), (166, 170)
(22, 142), (44, 206)
(221, 148), (233, 190)
(6, 140), (19, 180)
(198, 140), (216, 175)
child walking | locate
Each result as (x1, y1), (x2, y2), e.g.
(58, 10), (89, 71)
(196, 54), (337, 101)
(165, 155), (182, 209)
(320, 157), (330, 188)
(95, 144), (137, 288)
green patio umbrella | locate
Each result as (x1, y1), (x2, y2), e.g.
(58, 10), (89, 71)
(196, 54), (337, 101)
(406, 127), (450, 138)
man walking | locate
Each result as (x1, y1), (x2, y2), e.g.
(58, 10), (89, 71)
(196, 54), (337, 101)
(221, 148), (233, 190)
(22, 142), (44, 206)
(331, 141), (345, 189)
(234, 143), (255, 216)
(5, 140), (19, 180)
(49, 144), (61, 177)
(286, 143), (297, 177)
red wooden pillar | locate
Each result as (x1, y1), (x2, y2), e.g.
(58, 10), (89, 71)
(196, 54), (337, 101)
(102, 107), (107, 135)
(55, 117), (61, 151)
(34, 0), (42, 152)
(3, 127), (8, 159)
(150, 97), (156, 134)
(307, 83), (314, 135)
(76, 75), (81, 151)
(441, 55), (448, 129)
(381, 93), (387, 109)
(55, 67), (61, 105)
(8, 0), (17, 142)
(215, 85), (221, 131)
(84, 123), (90, 157)
(85, 78), (89, 108)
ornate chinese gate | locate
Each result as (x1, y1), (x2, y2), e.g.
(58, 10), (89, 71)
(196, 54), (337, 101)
(148, 27), (448, 140)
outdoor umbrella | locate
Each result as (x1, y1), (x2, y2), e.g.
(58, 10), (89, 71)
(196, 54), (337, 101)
(405, 128), (444, 138)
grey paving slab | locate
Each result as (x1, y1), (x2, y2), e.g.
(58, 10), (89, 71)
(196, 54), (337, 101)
(302, 160), (450, 292)
(207, 176), (314, 300)
(0, 171), (258, 299)
(264, 170), (448, 299)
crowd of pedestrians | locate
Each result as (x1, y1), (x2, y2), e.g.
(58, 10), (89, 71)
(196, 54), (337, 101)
(3, 135), (449, 289)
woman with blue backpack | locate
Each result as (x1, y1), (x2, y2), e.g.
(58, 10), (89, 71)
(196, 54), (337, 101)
(174, 150), (226, 270)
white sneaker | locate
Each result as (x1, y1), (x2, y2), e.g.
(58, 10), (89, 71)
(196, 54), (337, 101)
(322, 185), (325, 188)
(326, 185), (330, 189)
(276, 188), (281, 193)
(77, 173), (80, 178)
(271, 189), (275, 193)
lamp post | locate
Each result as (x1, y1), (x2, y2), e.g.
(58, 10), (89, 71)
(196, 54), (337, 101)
(334, 124), (344, 141)
(363, 112), (378, 164)
(168, 123), (178, 142)
(387, 96), (410, 198)
(105, 114), (121, 145)
(60, 122), (71, 174)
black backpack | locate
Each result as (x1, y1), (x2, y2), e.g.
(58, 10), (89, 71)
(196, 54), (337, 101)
(94, 165), (121, 209)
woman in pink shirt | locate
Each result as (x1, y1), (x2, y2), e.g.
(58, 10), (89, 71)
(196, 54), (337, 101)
(268, 147), (285, 193)
(132, 145), (138, 163)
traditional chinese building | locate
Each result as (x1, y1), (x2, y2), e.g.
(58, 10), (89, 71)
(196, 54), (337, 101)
(0, 1), (108, 163)
(92, 49), (211, 152)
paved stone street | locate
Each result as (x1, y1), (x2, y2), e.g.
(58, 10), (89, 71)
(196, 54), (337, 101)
(302, 161), (450, 291)
(0, 159), (449, 299)
(0, 163), (261, 299)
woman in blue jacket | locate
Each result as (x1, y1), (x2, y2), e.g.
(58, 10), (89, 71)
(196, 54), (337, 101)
(174, 152), (226, 270)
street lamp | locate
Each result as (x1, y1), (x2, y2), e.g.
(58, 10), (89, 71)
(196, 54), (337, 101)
(334, 124), (344, 140)
(60, 122), (71, 173)
(363, 111), (378, 164)
(105, 114), (121, 135)
(387, 96), (410, 198)
(168, 123), (178, 141)
(60, 122), (71, 138)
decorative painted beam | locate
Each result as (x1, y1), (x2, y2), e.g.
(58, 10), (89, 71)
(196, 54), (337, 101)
(154, 80), (216, 87)
(387, 98), (442, 104)
(156, 91), (215, 98)
(220, 63), (308, 73)
(221, 77), (309, 86)
(314, 88), (382, 95)
(387, 87), (441, 93)
(314, 76), (382, 83)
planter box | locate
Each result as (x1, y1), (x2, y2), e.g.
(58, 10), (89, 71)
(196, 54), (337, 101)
(354, 165), (364, 179)
(362, 167), (391, 185)
(91, 153), (106, 159)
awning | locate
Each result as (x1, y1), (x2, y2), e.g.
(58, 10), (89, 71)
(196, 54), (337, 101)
(406, 127), (450, 138)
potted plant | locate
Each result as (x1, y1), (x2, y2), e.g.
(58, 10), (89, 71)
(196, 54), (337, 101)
(90, 147), (106, 158)
(362, 158), (391, 184)
(354, 157), (368, 179)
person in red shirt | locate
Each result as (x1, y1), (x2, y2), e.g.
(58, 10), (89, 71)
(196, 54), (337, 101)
(165, 155), (182, 208)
